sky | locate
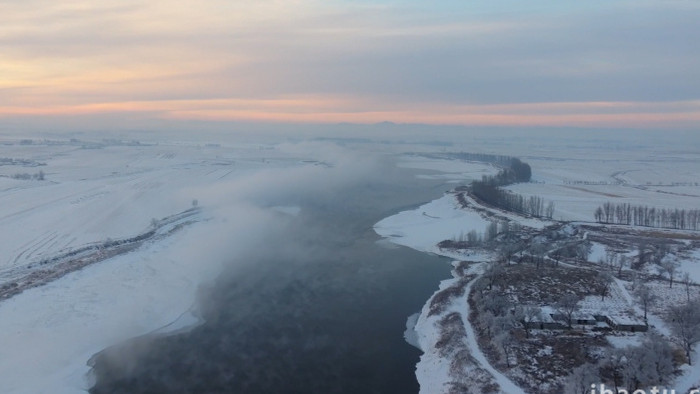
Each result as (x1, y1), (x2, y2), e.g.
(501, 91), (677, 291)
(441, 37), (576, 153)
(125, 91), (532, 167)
(1, 0), (699, 130)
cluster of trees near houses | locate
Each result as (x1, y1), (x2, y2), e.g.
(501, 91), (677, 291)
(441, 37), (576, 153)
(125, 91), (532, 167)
(470, 257), (700, 393)
(468, 156), (555, 218)
(594, 202), (700, 230)
(565, 298), (700, 394)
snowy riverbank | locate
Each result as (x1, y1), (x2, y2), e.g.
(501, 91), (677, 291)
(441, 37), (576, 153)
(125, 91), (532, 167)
(375, 192), (524, 394)
(0, 218), (225, 393)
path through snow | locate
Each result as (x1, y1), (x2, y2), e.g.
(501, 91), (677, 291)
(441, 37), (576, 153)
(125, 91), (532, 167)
(460, 276), (526, 394)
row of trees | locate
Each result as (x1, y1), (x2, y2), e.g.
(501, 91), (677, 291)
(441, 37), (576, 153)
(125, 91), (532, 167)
(464, 156), (558, 218)
(452, 220), (511, 246)
(10, 170), (44, 180)
(472, 181), (555, 218)
(594, 202), (700, 230)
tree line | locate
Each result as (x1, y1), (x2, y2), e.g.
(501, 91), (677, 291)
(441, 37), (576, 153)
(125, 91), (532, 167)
(468, 156), (554, 218)
(471, 182), (555, 219)
(594, 202), (700, 230)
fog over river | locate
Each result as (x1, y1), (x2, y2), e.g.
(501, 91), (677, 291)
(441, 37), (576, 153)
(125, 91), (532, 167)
(89, 164), (454, 394)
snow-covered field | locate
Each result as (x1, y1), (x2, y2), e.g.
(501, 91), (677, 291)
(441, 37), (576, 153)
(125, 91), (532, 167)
(0, 141), (283, 275)
(506, 149), (700, 222)
(0, 138), (321, 393)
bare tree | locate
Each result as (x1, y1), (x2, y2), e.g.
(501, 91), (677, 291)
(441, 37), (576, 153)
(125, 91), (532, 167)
(653, 244), (670, 265)
(615, 255), (629, 276)
(577, 241), (592, 262)
(545, 201), (555, 219)
(477, 310), (497, 341)
(634, 243), (648, 270)
(530, 244), (546, 269)
(680, 272), (694, 302)
(466, 229), (480, 245)
(491, 313), (517, 367)
(658, 260), (679, 288)
(606, 250), (618, 271)
(556, 294), (581, 329)
(594, 270), (614, 301)
(494, 327), (515, 367)
(516, 305), (542, 338)
(668, 299), (700, 365)
(633, 284), (657, 321)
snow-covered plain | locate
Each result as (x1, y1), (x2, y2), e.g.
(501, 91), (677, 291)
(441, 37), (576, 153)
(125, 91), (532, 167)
(0, 138), (320, 393)
(506, 150), (700, 222)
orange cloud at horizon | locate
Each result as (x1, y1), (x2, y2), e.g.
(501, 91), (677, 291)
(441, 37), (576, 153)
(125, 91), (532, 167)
(0, 97), (698, 129)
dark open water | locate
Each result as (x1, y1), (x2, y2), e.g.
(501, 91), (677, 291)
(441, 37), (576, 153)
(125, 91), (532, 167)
(89, 168), (453, 394)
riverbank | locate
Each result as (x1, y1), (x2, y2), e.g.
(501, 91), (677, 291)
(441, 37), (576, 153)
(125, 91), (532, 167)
(0, 217), (225, 393)
(374, 191), (526, 394)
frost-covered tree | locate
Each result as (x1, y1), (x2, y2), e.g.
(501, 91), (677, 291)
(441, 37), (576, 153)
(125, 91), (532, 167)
(564, 363), (599, 394)
(633, 284), (657, 321)
(602, 348), (627, 393)
(636, 332), (675, 387)
(613, 333), (675, 390)
(483, 262), (506, 290)
(669, 299), (700, 365)
(482, 293), (511, 317)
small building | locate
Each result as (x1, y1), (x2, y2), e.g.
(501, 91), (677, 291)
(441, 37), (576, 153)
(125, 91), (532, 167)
(605, 315), (648, 333)
(521, 306), (645, 332)
(548, 311), (597, 326)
